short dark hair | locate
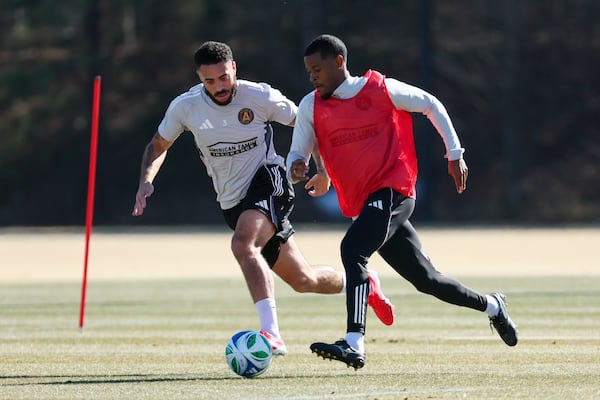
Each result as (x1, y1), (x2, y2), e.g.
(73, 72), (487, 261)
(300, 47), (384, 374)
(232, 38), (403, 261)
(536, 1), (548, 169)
(304, 34), (347, 60)
(193, 41), (233, 67)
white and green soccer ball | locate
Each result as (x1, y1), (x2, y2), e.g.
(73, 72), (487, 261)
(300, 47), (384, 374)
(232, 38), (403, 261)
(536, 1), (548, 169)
(225, 330), (272, 378)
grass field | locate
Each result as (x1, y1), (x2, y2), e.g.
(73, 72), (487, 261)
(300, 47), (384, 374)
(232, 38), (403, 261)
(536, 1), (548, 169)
(1, 227), (599, 399)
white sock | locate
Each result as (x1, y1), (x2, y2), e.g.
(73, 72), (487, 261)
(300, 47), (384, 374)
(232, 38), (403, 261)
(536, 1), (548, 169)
(255, 298), (280, 337)
(340, 272), (346, 293)
(367, 269), (378, 291)
(345, 332), (365, 353)
(485, 294), (500, 317)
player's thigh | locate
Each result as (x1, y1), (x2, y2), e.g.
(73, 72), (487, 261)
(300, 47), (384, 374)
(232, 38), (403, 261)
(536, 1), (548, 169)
(232, 209), (275, 248)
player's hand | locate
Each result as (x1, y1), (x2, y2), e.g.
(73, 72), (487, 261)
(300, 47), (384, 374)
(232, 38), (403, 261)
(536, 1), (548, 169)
(132, 182), (155, 216)
(290, 159), (309, 182)
(448, 158), (468, 194)
(305, 172), (331, 197)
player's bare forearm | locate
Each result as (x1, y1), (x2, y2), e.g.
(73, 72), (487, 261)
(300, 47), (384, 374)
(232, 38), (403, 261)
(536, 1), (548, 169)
(311, 147), (329, 178)
(132, 133), (172, 216)
(304, 147), (330, 196)
(139, 143), (164, 184)
(138, 133), (171, 184)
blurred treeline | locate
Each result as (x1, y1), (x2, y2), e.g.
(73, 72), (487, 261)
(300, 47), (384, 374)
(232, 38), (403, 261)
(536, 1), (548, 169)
(1, 0), (598, 226)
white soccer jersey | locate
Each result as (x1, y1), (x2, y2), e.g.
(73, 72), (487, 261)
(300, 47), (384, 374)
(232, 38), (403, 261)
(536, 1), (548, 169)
(158, 80), (297, 209)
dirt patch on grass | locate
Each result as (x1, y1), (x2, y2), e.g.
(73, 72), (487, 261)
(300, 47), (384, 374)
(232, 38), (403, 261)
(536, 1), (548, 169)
(1, 226), (598, 282)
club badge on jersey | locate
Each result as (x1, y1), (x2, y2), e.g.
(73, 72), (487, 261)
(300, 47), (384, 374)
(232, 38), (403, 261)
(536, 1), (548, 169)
(238, 108), (254, 125)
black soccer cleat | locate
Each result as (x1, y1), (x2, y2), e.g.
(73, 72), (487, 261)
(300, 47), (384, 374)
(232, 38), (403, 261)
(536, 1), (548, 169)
(310, 339), (366, 370)
(488, 292), (518, 346)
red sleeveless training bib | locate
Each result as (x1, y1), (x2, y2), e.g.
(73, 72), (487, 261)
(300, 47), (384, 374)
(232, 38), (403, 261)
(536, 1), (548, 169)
(314, 70), (417, 217)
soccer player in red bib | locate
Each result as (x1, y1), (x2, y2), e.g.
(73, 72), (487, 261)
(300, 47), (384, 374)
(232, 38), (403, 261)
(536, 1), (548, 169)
(287, 34), (518, 369)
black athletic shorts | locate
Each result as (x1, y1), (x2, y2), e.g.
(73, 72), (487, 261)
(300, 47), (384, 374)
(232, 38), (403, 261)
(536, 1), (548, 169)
(222, 164), (295, 266)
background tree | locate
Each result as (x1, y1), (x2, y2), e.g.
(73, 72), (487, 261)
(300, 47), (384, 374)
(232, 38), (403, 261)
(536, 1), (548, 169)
(1, 0), (598, 226)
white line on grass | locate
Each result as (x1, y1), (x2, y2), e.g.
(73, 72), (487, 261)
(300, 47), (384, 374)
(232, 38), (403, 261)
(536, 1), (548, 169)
(264, 387), (474, 400)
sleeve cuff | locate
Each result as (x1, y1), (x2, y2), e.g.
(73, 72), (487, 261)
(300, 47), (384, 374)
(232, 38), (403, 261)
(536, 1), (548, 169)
(446, 148), (465, 161)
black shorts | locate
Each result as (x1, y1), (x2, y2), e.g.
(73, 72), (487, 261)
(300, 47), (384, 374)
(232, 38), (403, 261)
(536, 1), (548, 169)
(222, 165), (296, 265)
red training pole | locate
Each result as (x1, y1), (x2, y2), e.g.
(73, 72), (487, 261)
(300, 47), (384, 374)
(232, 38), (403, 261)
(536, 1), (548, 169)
(79, 75), (102, 331)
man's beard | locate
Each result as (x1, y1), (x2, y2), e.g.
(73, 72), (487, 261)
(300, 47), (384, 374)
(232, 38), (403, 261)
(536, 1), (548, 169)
(316, 86), (333, 100)
(206, 81), (237, 106)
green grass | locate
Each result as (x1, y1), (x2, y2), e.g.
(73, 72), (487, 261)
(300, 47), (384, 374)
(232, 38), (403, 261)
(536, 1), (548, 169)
(1, 276), (599, 399)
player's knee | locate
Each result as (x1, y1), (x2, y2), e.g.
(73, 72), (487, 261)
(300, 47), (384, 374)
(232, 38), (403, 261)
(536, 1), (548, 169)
(410, 271), (438, 295)
(230, 236), (256, 261)
(413, 278), (434, 295)
(340, 238), (367, 271)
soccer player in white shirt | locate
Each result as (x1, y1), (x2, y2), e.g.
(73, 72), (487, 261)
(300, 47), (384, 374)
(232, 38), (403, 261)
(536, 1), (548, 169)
(131, 41), (395, 355)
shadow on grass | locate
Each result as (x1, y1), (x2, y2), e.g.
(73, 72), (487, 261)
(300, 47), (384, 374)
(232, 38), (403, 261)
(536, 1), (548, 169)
(1, 371), (386, 386)
(0, 374), (233, 386)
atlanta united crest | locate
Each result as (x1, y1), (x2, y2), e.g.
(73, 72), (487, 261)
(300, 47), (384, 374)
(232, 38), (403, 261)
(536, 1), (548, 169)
(238, 108), (254, 125)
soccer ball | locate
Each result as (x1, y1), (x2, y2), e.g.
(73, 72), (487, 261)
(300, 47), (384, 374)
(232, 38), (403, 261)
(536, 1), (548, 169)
(225, 330), (272, 378)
